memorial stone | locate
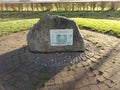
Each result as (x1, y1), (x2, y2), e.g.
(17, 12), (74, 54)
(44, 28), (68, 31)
(27, 14), (84, 52)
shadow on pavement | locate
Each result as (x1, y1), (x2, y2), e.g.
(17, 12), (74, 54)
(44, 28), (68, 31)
(60, 42), (120, 90)
(0, 46), (88, 90)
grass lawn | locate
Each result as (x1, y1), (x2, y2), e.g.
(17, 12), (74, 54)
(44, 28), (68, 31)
(0, 19), (38, 36)
(0, 18), (120, 37)
(72, 18), (120, 37)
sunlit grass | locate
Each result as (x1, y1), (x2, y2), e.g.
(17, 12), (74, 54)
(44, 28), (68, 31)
(0, 18), (120, 37)
(72, 18), (120, 37)
(0, 19), (38, 36)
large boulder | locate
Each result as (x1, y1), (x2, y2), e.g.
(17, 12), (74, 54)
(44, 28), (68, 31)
(27, 14), (84, 53)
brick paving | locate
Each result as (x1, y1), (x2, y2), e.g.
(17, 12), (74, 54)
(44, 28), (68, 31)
(0, 30), (120, 90)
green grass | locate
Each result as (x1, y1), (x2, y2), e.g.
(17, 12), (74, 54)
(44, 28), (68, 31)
(0, 19), (38, 36)
(0, 18), (120, 37)
(72, 18), (120, 37)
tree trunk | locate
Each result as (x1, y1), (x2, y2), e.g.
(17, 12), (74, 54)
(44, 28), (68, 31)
(31, 3), (34, 11)
(5, 3), (9, 11)
(36, 3), (39, 11)
(72, 3), (75, 11)
(0, 4), (4, 11)
(109, 2), (116, 11)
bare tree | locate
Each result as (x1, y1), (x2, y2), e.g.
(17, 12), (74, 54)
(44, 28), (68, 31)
(39, 3), (45, 11)
(35, 3), (39, 11)
(82, 2), (87, 10)
(4, 3), (9, 11)
(25, 3), (30, 11)
(10, 3), (17, 11)
(17, 3), (23, 11)
(62, 3), (68, 11)
(76, 3), (82, 11)
(54, 3), (62, 11)
(115, 2), (120, 10)
(77, 2), (87, 11)
(30, 3), (34, 11)
(89, 2), (97, 11)
(86, 2), (90, 10)
(109, 2), (116, 11)
(44, 3), (52, 11)
(0, 3), (4, 11)
(99, 2), (106, 11)
(71, 2), (75, 11)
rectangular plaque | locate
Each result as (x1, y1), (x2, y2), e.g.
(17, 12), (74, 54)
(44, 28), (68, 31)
(50, 29), (73, 46)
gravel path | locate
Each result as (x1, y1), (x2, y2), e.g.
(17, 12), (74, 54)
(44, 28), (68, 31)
(0, 30), (120, 90)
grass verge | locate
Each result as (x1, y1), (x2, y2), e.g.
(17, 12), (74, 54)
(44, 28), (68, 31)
(0, 18), (120, 37)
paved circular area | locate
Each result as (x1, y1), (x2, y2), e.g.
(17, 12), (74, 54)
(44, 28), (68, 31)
(23, 40), (95, 67)
(0, 30), (120, 90)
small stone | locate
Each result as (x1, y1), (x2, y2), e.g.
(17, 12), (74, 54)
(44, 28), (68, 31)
(37, 57), (39, 59)
(0, 84), (5, 90)
(89, 85), (99, 90)
(82, 78), (90, 86)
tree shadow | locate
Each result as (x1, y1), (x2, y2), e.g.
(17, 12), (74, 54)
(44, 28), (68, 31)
(60, 42), (120, 90)
(0, 44), (92, 90)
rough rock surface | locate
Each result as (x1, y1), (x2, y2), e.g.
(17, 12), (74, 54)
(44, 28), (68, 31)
(27, 14), (84, 52)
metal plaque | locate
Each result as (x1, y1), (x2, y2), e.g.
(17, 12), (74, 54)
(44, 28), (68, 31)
(50, 29), (73, 46)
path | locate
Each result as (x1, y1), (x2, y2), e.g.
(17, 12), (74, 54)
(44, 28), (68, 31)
(0, 30), (120, 90)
